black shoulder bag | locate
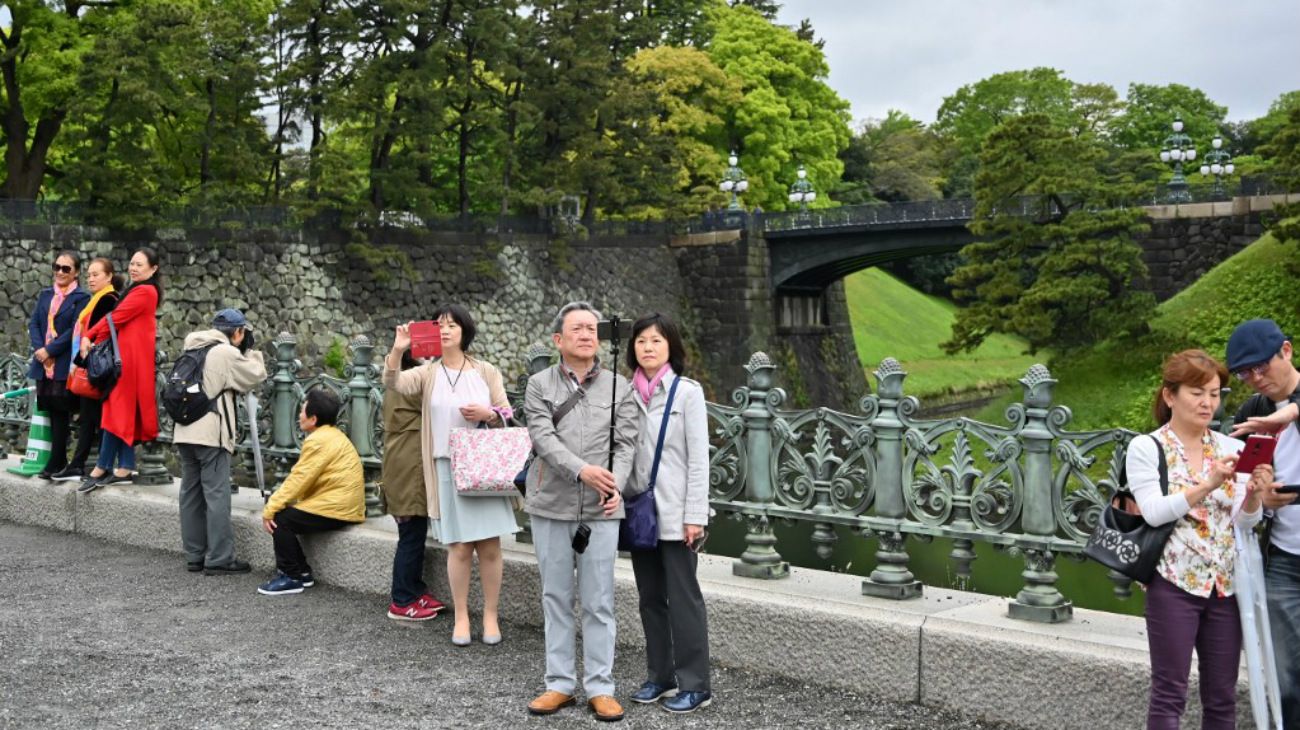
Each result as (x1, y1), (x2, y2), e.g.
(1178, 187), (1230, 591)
(1084, 434), (1173, 584)
(85, 314), (123, 394)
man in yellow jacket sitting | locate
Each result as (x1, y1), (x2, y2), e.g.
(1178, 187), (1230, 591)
(259, 388), (366, 596)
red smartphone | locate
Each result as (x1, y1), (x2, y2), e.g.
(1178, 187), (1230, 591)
(1235, 434), (1277, 474)
(408, 321), (442, 360)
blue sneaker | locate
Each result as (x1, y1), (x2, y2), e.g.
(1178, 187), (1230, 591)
(630, 681), (677, 704)
(257, 572), (305, 595)
(296, 573), (315, 588)
(661, 691), (711, 714)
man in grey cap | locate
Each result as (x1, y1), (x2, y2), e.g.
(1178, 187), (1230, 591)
(172, 308), (268, 575)
(1226, 318), (1300, 725)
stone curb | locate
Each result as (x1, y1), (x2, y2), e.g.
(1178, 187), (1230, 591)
(0, 471), (1250, 729)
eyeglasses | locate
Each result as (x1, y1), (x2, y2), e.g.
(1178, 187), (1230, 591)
(51, 263), (74, 274)
(1234, 354), (1280, 382)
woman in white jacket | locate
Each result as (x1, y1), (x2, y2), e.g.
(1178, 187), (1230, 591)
(623, 313), (712, 714)
(1127, 349), (1268, 729)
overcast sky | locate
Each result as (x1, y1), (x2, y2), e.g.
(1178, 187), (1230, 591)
(776, 0), (1300, 127)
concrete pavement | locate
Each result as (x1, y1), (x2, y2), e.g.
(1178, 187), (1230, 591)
(0, 522), (1008, 729)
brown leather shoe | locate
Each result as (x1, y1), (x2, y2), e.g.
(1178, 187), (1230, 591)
(528, 690), (576, 716)
(588, 695), (625, 722)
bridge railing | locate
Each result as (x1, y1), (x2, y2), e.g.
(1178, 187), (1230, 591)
(760, 198), (983, 232)
(2, 341), (1164, 623)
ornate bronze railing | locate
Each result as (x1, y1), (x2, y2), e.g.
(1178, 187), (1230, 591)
(2, 342), (1156, 623)
(704, 352), (1150, 623)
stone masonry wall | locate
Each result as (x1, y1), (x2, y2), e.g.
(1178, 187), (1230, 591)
(2, 224), (866, 408)
(2, 226), (686, 386)
(1137, 213), (1267, 301)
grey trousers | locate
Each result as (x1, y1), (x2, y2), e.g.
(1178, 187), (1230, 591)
(630, 540), (711, 692)
(177, 444), (235, 568)
(532, 515), (619, 697)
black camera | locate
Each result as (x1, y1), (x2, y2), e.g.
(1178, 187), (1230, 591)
(596, 315), (622, 343)
(572, 523), (591, 554)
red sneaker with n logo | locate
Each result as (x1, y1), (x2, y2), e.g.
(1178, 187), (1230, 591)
(387, 601), (438, 622)
(416, 594), (446, 613)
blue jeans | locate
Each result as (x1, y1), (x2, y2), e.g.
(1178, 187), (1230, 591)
(1266, 545), (1300, 727)
(391, 516), (429, 606)
(95, 431), (135, 472)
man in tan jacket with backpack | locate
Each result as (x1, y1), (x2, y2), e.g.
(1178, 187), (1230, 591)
(171, 308), (267, 576)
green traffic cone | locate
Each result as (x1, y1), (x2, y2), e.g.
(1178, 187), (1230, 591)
(7, 408), (52, 477)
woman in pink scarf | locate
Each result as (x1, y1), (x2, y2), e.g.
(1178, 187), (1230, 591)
(622, 312), (713, 714)
(28, 251), (90, 480)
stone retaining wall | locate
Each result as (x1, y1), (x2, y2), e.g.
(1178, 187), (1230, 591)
(1, 224), (866, 407)
(1139, 214), (1267, 301)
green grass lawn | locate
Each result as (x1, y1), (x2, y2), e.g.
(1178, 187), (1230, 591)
(844, 268), (1041, 398)
(974, 230), (1300, 430)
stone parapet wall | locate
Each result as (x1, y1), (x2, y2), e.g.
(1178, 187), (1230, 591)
(1138, 213), (1267, 301)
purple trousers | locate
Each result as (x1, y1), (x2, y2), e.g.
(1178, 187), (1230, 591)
(1145, 573), (1242, 729)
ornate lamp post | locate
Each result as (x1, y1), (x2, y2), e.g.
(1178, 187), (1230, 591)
(718, 150), (749, 211)
(787, 164), (816, 224)
(1198, 135), (1235, 201)
(1158, 115), (1197, 204)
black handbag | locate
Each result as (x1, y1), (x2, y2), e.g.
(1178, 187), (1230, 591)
(618, 375), (681, 552)
(85, 314), (122, 393)
(1084, 434), (1173, 583)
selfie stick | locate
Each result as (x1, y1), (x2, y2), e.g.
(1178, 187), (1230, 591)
(607, 316), (619, 472)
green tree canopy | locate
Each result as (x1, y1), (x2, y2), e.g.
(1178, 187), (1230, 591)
(705, 2), (850, 211)
(1108, 82), (1228, 152)
(945, 113), (1153, 354)
(836, 110), (941, 203)
(934, 68), (1121, 198)
(1243, 90), (1300, 156)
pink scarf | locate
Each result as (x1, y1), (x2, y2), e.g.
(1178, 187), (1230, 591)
(633, 365), (673, 404)
(43, 279), (76, 378)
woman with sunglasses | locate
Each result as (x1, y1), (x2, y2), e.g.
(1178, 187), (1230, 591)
(29, 251), (91, 480)
(622, 312), (712, 714)
(79, 248), (163, 492)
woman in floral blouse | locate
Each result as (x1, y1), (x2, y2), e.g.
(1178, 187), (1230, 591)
(1127, 349), (1267, 729)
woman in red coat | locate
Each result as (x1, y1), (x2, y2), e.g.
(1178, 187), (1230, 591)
(79, 248), (163, 492)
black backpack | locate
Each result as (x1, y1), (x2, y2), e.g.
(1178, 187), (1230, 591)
(163, 344), (221, 426)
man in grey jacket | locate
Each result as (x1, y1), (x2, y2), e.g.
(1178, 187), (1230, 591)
(173, 309), (268, 576)
(524, 302), (638, 723)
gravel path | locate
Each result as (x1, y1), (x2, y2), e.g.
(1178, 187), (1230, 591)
(0, 522), (1012, 729)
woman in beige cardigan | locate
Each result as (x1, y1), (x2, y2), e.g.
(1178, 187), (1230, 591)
(383, 305), (519, 646)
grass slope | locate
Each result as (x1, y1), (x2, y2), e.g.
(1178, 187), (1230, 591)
(844, 268), (1039, 398)
(975, 230), (1300, 430)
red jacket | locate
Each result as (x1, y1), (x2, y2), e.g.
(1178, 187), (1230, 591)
(85, 283), (159, 445)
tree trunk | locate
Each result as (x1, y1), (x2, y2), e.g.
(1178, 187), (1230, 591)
(368, 93), (407, 212)
(306, 4), (325, 201)
(200, 77), (216, 186)
(499, 79), (521, 216)
(86, 77), (121, 210)
(0, 21), (66, 200)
